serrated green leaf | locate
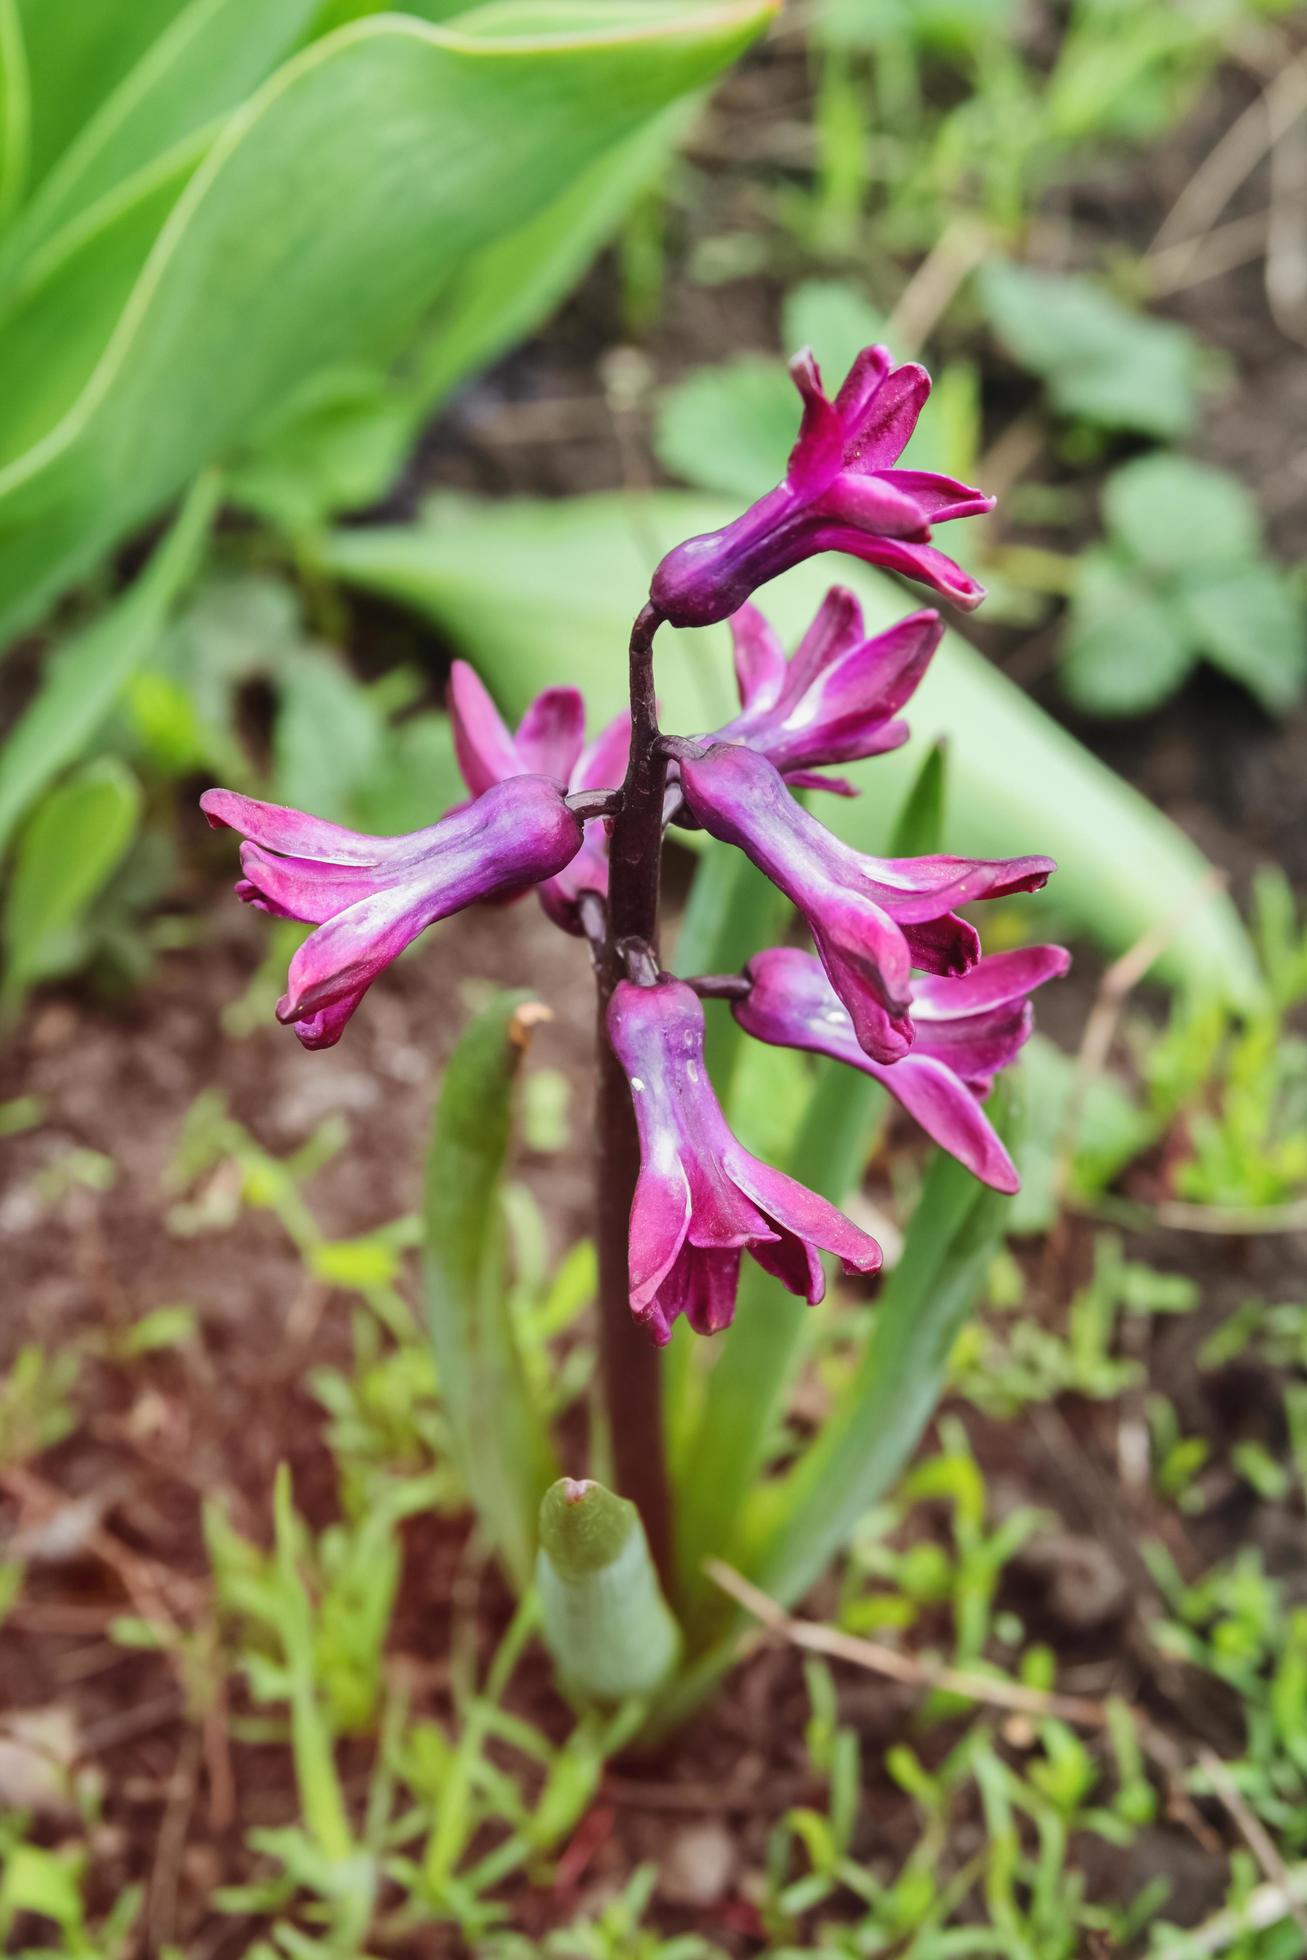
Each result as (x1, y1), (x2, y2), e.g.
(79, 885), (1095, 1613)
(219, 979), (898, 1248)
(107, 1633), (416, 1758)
(1103, 453), (1261, 571)
(325, 490), (1260, 999)
(1061, 546), (1197, 716)
(424, 990), (560, 1589)
(981, 262), (1201, 438)
(2, 756), (141, 1004)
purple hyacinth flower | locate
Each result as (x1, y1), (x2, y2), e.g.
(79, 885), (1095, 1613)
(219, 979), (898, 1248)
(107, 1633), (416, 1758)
(201, 778), (583, 1049)
(607, 977), (882, 1344)
(735, 946), (1070, 1193)
(677, 743), (1055, 1065)
(650, 346), (994, 628)
(700, 588), (943, 795)
(448, 660), (630, 933)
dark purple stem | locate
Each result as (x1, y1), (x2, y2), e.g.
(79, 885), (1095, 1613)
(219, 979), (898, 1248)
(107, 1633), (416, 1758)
(686, 972), (752, 1001)
(567, 787), (623, 823)
(593, 602), (673, 1583)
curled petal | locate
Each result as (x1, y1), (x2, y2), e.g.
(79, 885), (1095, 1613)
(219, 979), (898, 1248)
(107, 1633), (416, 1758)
(239, 843), (381, 924)
(817, 471), (935, 539)
(877, 468), (996, 525)
(832, 343), (893, 431)
(827, 531), (988, 610)
(729, 603), (790, 713)
(841, 360), (931, 472)
(911, 945), (1072, 1020)
(514, 687), (586, 784)
(726, 1145), (882, 1285)
(786, 349), (844, 492)
(201, 788), (388, 866)
(448, 662), (523, 798)
(572, 709), (632, 794)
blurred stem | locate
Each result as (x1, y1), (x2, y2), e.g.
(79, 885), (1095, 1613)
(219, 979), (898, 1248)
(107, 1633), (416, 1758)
(593, 602), (673, 1585)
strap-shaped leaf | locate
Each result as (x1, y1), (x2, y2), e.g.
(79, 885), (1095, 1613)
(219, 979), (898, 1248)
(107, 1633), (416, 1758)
(424, 990), (559, 1590)
(746, 1142), (1009, 1608)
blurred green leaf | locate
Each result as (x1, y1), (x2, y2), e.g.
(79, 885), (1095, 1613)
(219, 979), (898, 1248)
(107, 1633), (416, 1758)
(1177, 560), (1305, 715)
(424, 990), (560, 1589)
(1102, 452), (1261, 571)
(1061, 547), (1195, 716)
(2, 755), (140, 1006)
(980, 262), (1203, 437)
(0, 0), (775, 638)
(748, 1145), (1008, 1609)
(325, 489), (1260, 999)
(0, 0), (30, 227)
(1065, 454), (1305, 717)
(0, 472), (217, 855)
(888, 737), (947, 855)
(781, 277), (885, 375)
(654, 354), (793, 502)
(8, 0), (322, 260)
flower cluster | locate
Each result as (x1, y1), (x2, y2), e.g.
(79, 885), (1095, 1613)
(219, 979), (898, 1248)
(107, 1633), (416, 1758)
(203, 342), (1065, 1344)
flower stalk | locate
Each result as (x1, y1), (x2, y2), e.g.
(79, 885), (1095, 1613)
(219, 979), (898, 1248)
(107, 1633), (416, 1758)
(593, 600), (674, 1581)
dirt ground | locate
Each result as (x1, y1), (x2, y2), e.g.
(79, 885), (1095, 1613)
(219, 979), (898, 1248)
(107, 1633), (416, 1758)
(2, 30), (1305, 1959)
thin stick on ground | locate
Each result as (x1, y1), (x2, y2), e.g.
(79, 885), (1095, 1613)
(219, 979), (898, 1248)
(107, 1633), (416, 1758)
(1198, 1747), (1307, 1944)
(704, 1556), (1116, 1728)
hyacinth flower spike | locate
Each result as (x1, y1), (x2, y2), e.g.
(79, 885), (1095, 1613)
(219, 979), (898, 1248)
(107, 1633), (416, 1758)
(651, 345), (994, 628)
(675, 741), (1055, 1064)
(449, 660), (631, 932)
(201, 779), (584, 1048)
(700, 587), (943, 795)
(607, 976), (881, 1344)
(736, 946), (1070, 1193)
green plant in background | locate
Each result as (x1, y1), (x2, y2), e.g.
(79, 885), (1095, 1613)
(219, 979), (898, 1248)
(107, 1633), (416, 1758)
(1063, 454), (1305, 717)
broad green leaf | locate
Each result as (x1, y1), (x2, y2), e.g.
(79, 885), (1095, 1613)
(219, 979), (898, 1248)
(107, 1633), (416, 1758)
(654, 355), (794, 502)
(229, 104), (694, 530)
(2, 757), (141, 1005)
(424, 990), (560, 1589)
(980, 262), (1203, 438)
(324, 490), (1261, 999)
(1061, 546), (1196, 717)
(12, 0), (187, 195)
(0, 0), (29, 226)
(1103, 453), (1261, 572)
(0, 0), (775, 639)
(10, 0), (323, 259)
(0, 472), (218, 855)
(1179, 560), (1306, 716)
(0, 151), (200, 474)
(537, 1478), (681, 1704)
(416, 98), (692, 407)
(224, 366), (417, 536)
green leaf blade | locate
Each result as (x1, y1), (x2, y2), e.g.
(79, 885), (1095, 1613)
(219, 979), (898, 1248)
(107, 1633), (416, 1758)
(424, 989), (560, 1589)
